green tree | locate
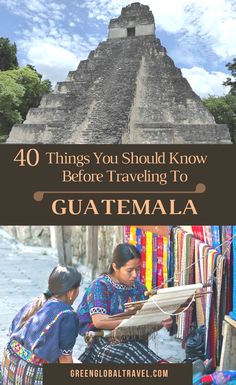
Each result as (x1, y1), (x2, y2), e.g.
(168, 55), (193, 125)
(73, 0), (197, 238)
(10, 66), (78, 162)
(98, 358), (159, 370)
(0, 66), (51, 137)
(0, 73), (24, 140)
(203, 94), (236, 143)
(7, 65), (52, 119)
(0, 37), (18, 71)
(223, 58), (236, 95)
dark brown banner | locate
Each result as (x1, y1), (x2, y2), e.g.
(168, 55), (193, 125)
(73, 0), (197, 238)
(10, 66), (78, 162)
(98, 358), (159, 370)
(43, 363), (192, 385)
(0, 144), (235, 224)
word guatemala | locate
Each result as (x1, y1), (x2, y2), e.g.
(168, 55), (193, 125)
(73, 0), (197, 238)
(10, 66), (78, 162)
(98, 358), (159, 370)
(51, 199), (198, 216)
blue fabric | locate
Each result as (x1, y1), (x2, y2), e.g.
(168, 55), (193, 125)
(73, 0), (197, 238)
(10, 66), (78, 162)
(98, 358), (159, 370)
(9, 298), (79, 363)
(77, 274), (147, 335)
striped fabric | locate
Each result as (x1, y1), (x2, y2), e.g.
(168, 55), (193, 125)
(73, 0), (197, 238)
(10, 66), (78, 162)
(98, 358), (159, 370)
(145, 231), (153, 291)
(163, 237), (168, 288)
(1, 344), (43, 385)
(157, 235), (164, 287)
(152, 234), (158, 288)
(79, 337), (165, 364)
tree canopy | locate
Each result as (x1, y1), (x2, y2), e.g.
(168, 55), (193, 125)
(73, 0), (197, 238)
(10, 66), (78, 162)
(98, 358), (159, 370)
(203, 59), (236, 143)
(0, 37), (18, 71)
(203, 94), (236, 143)
(0, 72), (24, 133)
(6, 65), (52, 119)
(0, 38), (52, 140)
(223, 58), (236, 95)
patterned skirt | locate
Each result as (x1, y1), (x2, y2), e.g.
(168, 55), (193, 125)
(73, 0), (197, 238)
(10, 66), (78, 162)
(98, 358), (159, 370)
(79, 337), (166, 364)
(1, 342), (44, 385)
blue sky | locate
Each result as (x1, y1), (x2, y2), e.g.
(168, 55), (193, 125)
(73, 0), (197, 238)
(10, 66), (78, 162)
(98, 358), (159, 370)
(0, 0), (235, 97)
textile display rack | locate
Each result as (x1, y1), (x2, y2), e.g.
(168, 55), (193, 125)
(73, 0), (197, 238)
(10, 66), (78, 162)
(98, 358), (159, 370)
(124, 225), (236, 368)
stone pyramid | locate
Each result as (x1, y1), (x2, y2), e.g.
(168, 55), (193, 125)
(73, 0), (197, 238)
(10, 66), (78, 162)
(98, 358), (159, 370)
(8, 2), (230, 144)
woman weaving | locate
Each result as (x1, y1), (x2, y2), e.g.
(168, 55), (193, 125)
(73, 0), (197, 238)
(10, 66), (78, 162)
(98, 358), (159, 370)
(1, 265), (81, 385)
(77, 243), (172, 363)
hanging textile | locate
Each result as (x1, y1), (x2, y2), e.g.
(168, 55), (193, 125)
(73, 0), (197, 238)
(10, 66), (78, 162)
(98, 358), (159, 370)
(222, 226), (232, 313)
(136, 228), (142, 254)
(211, 226), (221, 251)
(168, 227), (175, 287)
(140, 229), (146, 285)
(129, 226), (137, 246)
(157, 235), (163, 287)
(192, 226), (205, 242)
(124, 226), (130, 243)
(152, 234), (158, 289)
(163, 237), (168, 288)
(136, 228), (142, 281)
(145, 231), (153, 291)
(182, 233), (195, 345)
(203, 226), (213, 246)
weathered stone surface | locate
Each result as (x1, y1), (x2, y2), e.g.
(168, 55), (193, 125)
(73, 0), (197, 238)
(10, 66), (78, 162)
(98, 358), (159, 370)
(108, 3), (155, 39)
(7, 2), (231, 145)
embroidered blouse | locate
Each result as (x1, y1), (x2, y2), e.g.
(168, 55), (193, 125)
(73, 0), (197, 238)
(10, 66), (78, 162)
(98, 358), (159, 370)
(77, 274), (147, 335)
(10, 298), (79, 363)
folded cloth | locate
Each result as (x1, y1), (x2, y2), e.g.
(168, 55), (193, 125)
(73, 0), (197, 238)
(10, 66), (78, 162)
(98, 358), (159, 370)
(200, 371), (236, 385)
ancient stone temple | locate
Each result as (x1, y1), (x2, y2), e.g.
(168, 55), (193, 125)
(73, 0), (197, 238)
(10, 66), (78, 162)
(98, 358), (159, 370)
(8, 2), (230, 143)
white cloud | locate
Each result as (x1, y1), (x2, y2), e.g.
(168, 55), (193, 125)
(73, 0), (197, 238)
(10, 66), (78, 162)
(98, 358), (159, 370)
(181, 66), (230, 97)
(26, 42), (79, 83)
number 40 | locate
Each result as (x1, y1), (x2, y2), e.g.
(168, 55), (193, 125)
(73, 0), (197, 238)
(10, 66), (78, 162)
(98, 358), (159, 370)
(13, 148), (40, 167)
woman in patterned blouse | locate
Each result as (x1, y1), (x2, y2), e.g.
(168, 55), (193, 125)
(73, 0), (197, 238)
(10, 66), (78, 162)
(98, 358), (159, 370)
(1, 265), (81, 385)
(77, 243), (172, 364)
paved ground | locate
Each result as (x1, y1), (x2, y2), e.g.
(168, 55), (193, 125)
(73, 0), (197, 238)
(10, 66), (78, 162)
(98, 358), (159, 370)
(0, 228), (185, 362)
(0, 228), (88, 360)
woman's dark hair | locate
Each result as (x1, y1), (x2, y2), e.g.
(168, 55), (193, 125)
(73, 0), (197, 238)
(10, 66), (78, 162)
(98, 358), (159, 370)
(108, 243), (141, 274)
(48, 265), (81, 296)
(19, 265), (81, 328)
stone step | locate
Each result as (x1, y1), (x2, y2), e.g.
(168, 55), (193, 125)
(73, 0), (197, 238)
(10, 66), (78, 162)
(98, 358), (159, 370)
(25, 107), (71, 124)
(40, 94), (77, 108)
(134, 123), (231, 143)
(54, 81), (89, 94)
(136, 122), (221, 129)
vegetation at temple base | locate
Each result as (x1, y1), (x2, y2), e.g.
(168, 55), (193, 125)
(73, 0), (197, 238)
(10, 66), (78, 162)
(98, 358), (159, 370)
(203, 94), (236, 143)
(0, 38), (52, 142)
(203, 58), (236, 143)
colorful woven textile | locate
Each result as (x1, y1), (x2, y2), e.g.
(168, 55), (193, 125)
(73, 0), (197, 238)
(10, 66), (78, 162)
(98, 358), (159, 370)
(1, 344), (43, 385)
(152, 234), (158, 288)
(124, 226), (168, 290)
(10, 340), (46, 365)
